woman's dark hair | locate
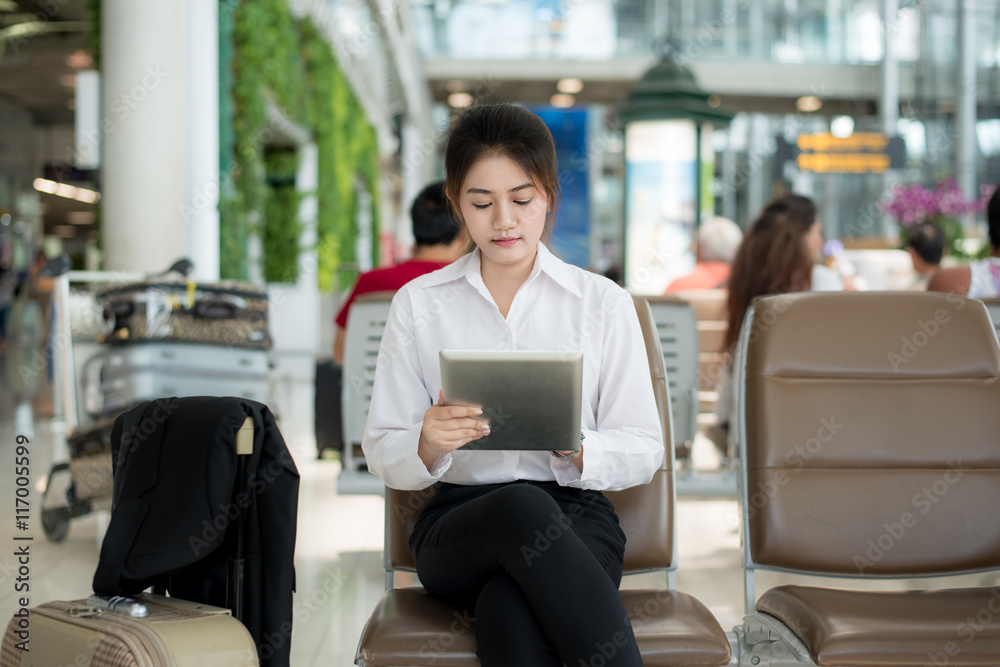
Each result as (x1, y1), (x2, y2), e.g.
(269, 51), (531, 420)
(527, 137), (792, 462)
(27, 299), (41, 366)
(988, 184), (1000, 251)
(724, 194), (817, 352)
(905, 221), (946, 265)
(444, 104), (560, 247)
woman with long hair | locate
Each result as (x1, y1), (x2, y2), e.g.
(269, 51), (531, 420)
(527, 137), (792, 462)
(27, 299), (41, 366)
(715, 194), (822, 435)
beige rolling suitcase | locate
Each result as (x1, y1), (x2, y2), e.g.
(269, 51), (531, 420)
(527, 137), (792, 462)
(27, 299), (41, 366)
(1, 594), (258, 667)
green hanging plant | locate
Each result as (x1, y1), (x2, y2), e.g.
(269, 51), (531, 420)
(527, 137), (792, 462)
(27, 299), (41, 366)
(223, 0), (381, 289)
(263, 150), (303, 283)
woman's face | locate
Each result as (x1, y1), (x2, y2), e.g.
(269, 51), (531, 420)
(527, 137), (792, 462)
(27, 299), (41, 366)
(458, 154), (548, 277)
(804, 220), (823, 263)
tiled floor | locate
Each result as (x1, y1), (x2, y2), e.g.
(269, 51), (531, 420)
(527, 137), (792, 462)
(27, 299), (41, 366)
(1, 343), (997, 666)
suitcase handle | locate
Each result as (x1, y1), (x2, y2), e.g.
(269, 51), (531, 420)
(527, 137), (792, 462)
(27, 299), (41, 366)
(193, 299), (239, 319)
(102, 302), (134, 330)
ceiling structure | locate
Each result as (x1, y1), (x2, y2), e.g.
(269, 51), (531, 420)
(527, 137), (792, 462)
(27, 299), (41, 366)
(2, 0), (95, 240)
(2, 0), (891, 241)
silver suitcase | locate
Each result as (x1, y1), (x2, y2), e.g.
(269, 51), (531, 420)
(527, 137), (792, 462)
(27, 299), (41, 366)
(84, 343), (270, 416)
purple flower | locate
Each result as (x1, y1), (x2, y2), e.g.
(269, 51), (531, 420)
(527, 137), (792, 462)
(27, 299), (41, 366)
(878, 179), (994, 226)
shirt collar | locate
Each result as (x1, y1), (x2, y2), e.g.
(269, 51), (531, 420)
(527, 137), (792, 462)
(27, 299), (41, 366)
(421, 243), (582, 298)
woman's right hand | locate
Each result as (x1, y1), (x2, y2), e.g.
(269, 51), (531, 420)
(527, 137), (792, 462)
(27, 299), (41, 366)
(418, 390), (490, 470)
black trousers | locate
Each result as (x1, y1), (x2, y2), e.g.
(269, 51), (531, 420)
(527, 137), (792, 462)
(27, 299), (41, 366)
(410, 481), (643, 667)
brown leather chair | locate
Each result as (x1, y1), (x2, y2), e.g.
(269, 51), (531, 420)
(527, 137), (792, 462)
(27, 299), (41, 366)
(354, 296), (733, 667)
(734, 292), (1000, 667)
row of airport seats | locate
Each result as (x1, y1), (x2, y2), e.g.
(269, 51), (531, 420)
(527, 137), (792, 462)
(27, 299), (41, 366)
(353, 290), (1000, 667)
(337, 289), (733, 496)
(340, 292), (1000, 497)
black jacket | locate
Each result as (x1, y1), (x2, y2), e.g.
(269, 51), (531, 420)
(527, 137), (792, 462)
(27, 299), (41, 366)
(93, 396), (299, 667)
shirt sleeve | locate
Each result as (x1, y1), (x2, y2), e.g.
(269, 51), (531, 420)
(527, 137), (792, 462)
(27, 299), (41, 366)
(361, 289), (452, 490)
(334, 279), (363, 329)
(554, 288), (665, 491)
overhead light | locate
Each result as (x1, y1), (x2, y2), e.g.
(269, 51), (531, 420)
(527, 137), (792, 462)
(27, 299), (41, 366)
(448, 92), (473, 108)
(65, 50), (93, 69)
(796, 95), (823, 113)
(550, 94), (575, 108)
(557, 78), (583, 94)
(33, 178), (101, 204)
(831, 115), (855, 138)
(707, 95), (722, 108)
(67, 211), (96, 225)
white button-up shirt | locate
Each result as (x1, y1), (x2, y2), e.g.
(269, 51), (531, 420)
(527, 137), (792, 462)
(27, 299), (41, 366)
(361, 243), (664, 491)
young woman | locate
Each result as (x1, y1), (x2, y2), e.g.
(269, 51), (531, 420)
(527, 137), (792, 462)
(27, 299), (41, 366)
(362, 104), (662, 666)
(713, 194), (820, 436)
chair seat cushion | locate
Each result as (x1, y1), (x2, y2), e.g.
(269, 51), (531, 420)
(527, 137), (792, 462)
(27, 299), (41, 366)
(356, 588), (732, 667)
(621, 589), (732, 666)
(757, 585), (1000, 666)
(357, 588), (478, 667)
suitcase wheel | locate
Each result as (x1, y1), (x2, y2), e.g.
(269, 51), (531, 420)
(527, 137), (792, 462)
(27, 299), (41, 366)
(42, 507), (71, 543)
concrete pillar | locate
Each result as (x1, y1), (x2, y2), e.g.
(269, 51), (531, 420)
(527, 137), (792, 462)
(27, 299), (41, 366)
(880, 0), (900, 238)
(101, 0), (219, 279)
(956, 0), (977, 215)
(186, 0), (220, 281)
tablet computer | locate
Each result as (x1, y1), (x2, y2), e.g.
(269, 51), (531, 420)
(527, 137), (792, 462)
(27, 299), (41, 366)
(439, 349), (583, 451)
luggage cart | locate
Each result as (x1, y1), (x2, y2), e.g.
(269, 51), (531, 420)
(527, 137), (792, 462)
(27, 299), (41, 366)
(40, 258), (185, 541)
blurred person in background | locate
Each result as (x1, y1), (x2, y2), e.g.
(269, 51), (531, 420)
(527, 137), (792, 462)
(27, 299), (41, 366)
(665, 215), (743, 293)
(333, 182), (467, 363)
(7, 279), (43, 401)
(0, 267), (14, 350)
(904, 221), (946, 290)
(712, 194), (820, 454)
(929, 185), (1000, 298)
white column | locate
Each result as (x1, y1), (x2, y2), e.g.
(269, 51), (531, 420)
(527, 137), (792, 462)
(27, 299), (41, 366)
(102, 1), (219, 278)
(186, 0), (220, 282)
(880, 0), (900, 238)
(956, 0), (977, 214)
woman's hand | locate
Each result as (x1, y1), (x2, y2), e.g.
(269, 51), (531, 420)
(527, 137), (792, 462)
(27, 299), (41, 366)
(418, 390), (490, 470)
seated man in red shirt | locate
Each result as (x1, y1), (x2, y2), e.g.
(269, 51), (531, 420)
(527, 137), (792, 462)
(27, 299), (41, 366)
(665, 215), (743, 293)
(333, 182), (467, 363)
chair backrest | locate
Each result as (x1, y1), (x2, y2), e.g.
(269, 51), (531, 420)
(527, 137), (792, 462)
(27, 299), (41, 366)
(383, 295), (675, 577)
(674, 289), (729, 410)
(980, 297), (1000, 340)
(644, 295), (699, 450)
(342, 291), (396, 449)
(737, 292), (1000, 583)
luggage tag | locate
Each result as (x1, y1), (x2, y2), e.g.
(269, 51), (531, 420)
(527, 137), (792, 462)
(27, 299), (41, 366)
(185, 280), (197, 309)
(146, 290), (174, 339)
(69, 605), (105, 619)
